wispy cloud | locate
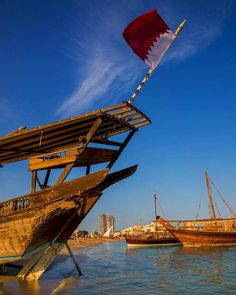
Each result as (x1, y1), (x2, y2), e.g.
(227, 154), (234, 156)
(56, 0), (233, 117)
(56, 1), (144, 117)
(56, 50), (139, 117)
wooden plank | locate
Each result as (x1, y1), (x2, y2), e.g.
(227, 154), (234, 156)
(29, 155), (77, 171)
(31, 171), (37, 193)
(17, 244), (50, 279)
(29, 147), (117, 171)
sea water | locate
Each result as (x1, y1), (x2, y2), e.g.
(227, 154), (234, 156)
(1, 241), (236, 294)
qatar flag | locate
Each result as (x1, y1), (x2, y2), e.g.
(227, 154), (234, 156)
(123, 9), (176, 69)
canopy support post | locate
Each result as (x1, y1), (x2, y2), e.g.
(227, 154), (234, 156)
(31, 171), (37, 193)
(66, 242), (83, 276)
(107, 130), (135, 169)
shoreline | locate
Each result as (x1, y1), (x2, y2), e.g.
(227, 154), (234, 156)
(60, 237), (120, 254)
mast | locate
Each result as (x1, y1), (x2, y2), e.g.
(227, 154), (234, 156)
(208, 174), (236, 218)
(154, 192), (158, 220)
(205, 172), (216, 219)
(154, 192), (158, 231)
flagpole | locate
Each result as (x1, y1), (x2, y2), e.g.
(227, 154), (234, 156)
(128, 18), (187, 104)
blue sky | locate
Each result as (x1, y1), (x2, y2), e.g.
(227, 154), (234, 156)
(1, 0), (236, 231)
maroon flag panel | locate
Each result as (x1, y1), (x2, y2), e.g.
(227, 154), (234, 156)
(123, 9), (176, 69)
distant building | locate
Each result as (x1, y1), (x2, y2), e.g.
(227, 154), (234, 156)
(99, 214), (115, 235)
(120, 221), (164, 236)
(99, 214), (107, 235)
(107, 215), (115, 232)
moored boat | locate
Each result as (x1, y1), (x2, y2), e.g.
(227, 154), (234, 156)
(125, 235), (179, 248)
(124, 193), (180, 248)
(158, 218), (236, 247)
(158, 172), (236, 246)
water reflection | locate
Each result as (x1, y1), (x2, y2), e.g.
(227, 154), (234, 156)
(1, 242), (236, 294)
(0, 276), (78, 295)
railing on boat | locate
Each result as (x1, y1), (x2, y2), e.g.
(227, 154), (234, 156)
(0, 196), (30, 216)
(169, 219), (236, 232)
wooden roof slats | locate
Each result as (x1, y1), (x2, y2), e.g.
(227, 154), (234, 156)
(0, 120), (125, 163)
(130, 118), (147, 125)
(0, 102), (151, 165)
(0, 119), (120, 158)
(103, 113), (137, 132)
(0, 120), (120, 157)
(116, 110), (137, 119)
(107, 107), (133, 117)
(100, 102), (127, 113)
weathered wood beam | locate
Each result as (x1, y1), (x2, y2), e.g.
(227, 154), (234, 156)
(31, 171), (37, 193)
(102, 102), (127, 113)
(36, 175), (43, 190)
(104, 113), (137, 131)
(86, 165), (90, 175)
(43, 169), (51, 188)
(29, 153), (78, 171)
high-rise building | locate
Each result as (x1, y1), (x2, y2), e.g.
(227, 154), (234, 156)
(99, 214), (107, 235)
(107, 215), (115, 232)
(99, 214), (115, 235)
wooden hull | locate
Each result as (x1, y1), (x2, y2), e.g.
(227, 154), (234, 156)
(0, 166), (137, 264)
(159, 218), (236, 247)
(125, 236), (179, 248)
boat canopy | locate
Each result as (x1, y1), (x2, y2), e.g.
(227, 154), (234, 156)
(0, 102), (151, 165)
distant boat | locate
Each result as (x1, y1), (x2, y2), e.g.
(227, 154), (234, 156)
(159, 172), (236, 246)
(125, 193), (180, 248)
(125, 235), (179, 248)
(103, 226), (113, 237)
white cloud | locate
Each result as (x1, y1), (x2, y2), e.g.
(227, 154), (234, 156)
(56, 1), (148, 117)
(56, 56), (112, 116)
(56, 52), (139, 117)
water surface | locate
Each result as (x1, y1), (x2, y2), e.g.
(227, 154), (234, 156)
(1, 242), (236, 294)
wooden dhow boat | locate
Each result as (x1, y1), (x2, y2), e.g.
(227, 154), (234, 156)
(0, 8), (187, 279)
(159, 172), (236, 246)
(125, 235), (179, 248)
(125, 193), (179, 248)
(0, 101), (151, 279)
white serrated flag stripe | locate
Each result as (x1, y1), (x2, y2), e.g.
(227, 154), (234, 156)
(144, 30), (176, 69)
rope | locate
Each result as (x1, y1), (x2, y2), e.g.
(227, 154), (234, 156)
(195, 198), (201, 220)
(209, 175), (236, 218)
